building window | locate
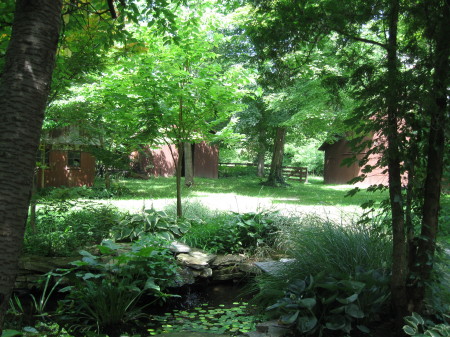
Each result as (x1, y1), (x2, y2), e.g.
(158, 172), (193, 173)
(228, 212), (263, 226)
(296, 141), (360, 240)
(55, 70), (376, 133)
(36, 145), (50, 167)
(68, 151), (81, 168)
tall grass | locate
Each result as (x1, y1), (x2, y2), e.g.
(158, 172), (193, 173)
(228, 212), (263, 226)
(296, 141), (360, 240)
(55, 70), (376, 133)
(251, 213), (392, 307)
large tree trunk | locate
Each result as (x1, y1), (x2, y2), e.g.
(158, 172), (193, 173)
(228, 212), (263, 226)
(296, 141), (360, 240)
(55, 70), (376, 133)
(184, 142), (194, 187)
(409, 0), (450, 313)
(265, 126), (287, 186)
(0, 0), (63, 331)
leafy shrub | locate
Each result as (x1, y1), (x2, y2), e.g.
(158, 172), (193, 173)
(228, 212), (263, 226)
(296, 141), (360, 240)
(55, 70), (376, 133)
(403, 312), (450, 337)
(182, 211), (278, 254)
(112, 208), (191, 242)
(24, 202), (123, 256)
(58, 235), (179, 335)
(266, 269), (390, 336)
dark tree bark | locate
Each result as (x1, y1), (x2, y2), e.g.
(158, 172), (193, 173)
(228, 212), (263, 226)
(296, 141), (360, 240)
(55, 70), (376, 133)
(176, 141), (184, 218)
(0, 0), (63, 331)
(265, 126), (287, 186)
(184, 142), (194, 187)
(409, 0), (450, 313)
(384, 0), (409, 329)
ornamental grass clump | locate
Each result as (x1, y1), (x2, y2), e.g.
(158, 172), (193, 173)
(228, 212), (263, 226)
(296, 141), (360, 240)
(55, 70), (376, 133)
(252, 214), (393, 336)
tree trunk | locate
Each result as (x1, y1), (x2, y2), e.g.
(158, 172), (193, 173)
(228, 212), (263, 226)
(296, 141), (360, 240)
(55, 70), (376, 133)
(0, 0), (62, 331)
(265, 127), (287, 186)
(256, 150), (265, 177)
(384, 0), (409, 329)
(256, 129), (266, 177)
(176, 142), (184, 218)
(409, 0), (450, 313)
(184, 142), (194, 187)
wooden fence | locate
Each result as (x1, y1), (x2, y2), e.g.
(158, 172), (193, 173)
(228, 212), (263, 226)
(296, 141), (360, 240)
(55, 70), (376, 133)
(219, 163), (308, 183)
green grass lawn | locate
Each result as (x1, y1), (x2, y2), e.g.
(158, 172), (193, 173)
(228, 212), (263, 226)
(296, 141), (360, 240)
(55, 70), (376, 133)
(115, 176), (389, 208)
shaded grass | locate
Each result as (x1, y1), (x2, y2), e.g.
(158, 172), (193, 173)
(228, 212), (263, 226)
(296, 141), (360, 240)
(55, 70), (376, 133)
(114, 176), (389, 207)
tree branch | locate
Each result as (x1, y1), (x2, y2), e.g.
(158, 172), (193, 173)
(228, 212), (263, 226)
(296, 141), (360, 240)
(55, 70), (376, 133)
(331, 27), (387, 49)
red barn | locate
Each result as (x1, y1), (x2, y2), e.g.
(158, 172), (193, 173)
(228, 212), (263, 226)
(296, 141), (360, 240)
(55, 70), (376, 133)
(36, 127), (96, 188)
(131, 141), (219, 179)
(319, 135), (388, 186)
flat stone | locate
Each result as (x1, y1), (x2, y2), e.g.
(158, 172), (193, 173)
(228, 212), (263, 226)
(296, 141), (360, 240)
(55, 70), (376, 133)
(170, 241), (191, 253)
(239, 262), (261, 275)
(211, 254), (245, 267)
(19, 255), (77, 273)
(192, 267), (213, 278)
(177, 251), (216, 270)
(254, 259), (295, 276)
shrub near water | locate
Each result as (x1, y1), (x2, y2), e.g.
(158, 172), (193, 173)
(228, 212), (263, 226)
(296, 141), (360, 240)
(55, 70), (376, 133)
(253, 214), (392, 336)
(24, 202), (123, 257)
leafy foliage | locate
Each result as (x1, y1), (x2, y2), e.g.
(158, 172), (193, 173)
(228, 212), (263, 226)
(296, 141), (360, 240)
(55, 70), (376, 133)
(266, 270), (389, 336)
(24, 202), (123, 256)
(182, 211), (278, 254)
(112, 208), (191, 242)
(58, 235), (179, 335)
(403, 312), (450, 337)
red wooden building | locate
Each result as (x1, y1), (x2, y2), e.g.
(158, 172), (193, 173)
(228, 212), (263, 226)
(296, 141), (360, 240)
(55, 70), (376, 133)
(131, 142), (219, 179)
(319, 136), (388, 186)
(36, 127), (96, 188)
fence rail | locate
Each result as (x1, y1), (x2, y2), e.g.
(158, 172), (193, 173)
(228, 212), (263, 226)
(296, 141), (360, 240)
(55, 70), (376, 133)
(219, 163), (308, 183)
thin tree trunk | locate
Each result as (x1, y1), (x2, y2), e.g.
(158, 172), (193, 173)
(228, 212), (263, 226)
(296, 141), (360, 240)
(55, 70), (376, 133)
(409, 0), (450, 313)
(0, 0), (62, 331)
(256, 129), (266, 177)
(265, 127), (287, 186)
(176, 142), (184, 218)
(184, 142), (194, 187)
(385, 0), (409, 329)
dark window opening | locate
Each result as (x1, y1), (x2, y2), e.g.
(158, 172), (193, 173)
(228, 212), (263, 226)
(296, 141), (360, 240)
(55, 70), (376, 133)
(68, 151), (81, 168)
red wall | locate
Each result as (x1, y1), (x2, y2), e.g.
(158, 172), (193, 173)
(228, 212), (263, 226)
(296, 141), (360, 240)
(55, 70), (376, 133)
(321, 138), (388, 186)
(37, 150), (95, 188)
(193, 142), (218, 179)
(132, 142), (218, 178)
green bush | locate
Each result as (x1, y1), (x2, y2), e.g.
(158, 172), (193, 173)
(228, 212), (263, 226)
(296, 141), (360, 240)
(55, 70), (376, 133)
(112, 208), (191, 242)
(58, 235), (179, 336)
(182, 211), (278, 254)
(24, 202), (124, 256)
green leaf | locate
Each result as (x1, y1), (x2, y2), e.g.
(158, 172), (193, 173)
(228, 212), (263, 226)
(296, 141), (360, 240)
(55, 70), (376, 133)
(325, 315), (346, 330)
(145, 278), (161, 291)
(298, 298), (316, 310)
(280, 310), (299, 325)
(297, 315), (318, 333)
(1, 330), (22, 337)
(337, 293), (358, 304)
(403, 325), (417, 335)
(357, 325), (371, 333)
(345, 303), (364, 318)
